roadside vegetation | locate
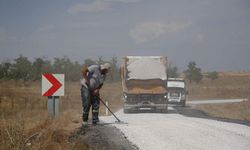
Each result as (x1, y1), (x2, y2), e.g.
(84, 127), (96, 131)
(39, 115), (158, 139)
(0, 80), (122, 150)
(0, 55), (120, 82)
(168, 61), (250, 121)
(0, 55), (121, 149)
(197, 100), (250, 121)
(184, 61), (203, 83)
(188, 72), (250, 100)
(167, 63), (179, 78)
(190, 72), (250, 121)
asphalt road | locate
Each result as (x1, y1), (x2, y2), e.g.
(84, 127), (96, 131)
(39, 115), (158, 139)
(187, 98), (247, 105)
(100, 104), (250, 150)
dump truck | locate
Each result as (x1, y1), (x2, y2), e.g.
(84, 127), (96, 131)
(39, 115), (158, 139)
(167, 78), (187, 107)
(121, 56), (168, 113)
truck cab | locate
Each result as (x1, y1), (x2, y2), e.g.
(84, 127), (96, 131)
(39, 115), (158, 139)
(167, 78), (187, 107)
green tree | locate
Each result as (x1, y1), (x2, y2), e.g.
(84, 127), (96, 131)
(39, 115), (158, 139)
(33, 57), (52, 80)
(10, 55), (34, 81)
(97, 56), (104, 65)
(184, 61), (203, 83)
(84, 58), (95, 66)
(52, 57), (82, 81)
(69, 61), (82, 81)
(53, 57), (65, 74)
(0, 62), (12, 79)
(0, 63), (3, 79)
(207, 71), (218, 81)
(167, 63), (179, 78)
(108, 56), (120, 82)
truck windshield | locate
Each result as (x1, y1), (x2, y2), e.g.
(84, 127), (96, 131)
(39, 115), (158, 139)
(167, 81), (185, 88)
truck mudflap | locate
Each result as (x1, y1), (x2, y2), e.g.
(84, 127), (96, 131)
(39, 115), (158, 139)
(124, 103), (168, 113)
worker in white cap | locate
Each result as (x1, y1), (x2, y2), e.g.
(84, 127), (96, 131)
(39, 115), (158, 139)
(80, 62), (111, 126)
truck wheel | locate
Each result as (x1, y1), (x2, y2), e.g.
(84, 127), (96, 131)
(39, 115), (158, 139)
(181, 100), (186, 107)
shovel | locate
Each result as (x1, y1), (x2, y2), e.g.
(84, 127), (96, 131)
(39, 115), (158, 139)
(99, 98), (127, 124)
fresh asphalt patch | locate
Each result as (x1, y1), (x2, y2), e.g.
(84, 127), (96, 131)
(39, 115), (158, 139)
(173, 106), (250, 126)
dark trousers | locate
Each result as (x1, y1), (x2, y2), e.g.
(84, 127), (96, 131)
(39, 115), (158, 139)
(81, 85), (100, 122)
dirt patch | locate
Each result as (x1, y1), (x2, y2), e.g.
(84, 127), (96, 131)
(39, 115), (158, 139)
(69, 125), (138, 150)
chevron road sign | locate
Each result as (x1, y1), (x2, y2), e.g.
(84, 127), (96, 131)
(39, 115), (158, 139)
(42, 74), (64, 118)
(42, 74), (64, 96)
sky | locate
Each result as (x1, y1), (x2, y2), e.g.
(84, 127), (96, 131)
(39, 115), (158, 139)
(0, 0), (250, 71)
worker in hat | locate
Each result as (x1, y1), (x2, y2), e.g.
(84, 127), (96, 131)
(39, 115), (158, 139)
(80, 62), (111, 126)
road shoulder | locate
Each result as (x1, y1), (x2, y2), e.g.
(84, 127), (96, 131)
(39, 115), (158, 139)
(174, 106), (250, 126)
(69, 124), (138, 150)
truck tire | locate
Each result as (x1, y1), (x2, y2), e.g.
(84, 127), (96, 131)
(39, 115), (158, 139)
(181, 100), (186, 107)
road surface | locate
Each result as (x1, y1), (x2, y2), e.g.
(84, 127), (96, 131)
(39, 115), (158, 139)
(100, 106), (250, 150)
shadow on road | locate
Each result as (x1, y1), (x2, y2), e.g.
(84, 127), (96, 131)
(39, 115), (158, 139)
(173, 106), (250, 126)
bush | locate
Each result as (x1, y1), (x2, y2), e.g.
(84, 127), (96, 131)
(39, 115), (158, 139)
(207, 71), (219, 80)
(167, 63), (179, 78)
(184, 61), (203, 83)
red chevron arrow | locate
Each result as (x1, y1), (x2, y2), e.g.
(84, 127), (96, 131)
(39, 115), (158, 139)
(43, 74), (62, 96)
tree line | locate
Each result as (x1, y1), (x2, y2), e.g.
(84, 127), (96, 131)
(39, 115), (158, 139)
(168, 61), (218, 83)
(0, 55), (121, 82)
(0, 55), (218, 83)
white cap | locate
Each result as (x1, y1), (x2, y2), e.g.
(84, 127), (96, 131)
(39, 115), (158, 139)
(100, 63), (111, 70)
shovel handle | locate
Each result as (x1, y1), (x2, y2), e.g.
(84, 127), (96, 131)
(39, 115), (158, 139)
(99, 98), (121, 122)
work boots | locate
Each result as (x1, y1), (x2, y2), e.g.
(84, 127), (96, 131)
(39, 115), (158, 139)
(92, 118), (100, 125)
(82, 121), (88, 127)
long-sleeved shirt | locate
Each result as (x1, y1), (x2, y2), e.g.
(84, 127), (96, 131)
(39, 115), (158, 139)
(81, 65), (106, 91)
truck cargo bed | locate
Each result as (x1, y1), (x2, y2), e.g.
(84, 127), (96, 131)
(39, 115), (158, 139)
(124, 79), (166, 94)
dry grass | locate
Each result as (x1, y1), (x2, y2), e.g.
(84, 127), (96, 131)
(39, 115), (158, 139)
(188, 72), (250, 100)
(0, 80), (71, 150)
(188, 72), (250, 122)
(0, 80), (123, 150)
(100, 82), (123, 113)
(197, 99), (250, 121)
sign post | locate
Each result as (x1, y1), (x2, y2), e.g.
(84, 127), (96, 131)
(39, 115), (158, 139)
(42, 74), (64, 118)
(48, 96), (59, 118)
